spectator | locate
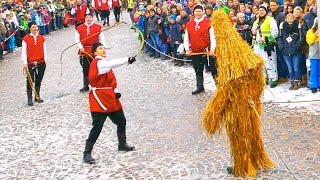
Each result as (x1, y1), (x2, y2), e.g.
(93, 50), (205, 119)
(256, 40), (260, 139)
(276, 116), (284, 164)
(306, 19), (320, 93)
(277, 13), (305, 90)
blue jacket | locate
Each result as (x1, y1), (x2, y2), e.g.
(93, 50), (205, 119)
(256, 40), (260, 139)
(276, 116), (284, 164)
(303, 8), (317, 34)
(169, 22), (182, 44)
(277, 20), (305, 56)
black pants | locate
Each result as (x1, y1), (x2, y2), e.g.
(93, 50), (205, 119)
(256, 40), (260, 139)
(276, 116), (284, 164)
(94, 9), (101, 21)
(101, 10), (110, 23)
(113, 7), (121, 22)
(87, 109), (126, 143)
(191, 55), (217, 88)
(26, 62), (46, 90)
(80, 56), (91, 79)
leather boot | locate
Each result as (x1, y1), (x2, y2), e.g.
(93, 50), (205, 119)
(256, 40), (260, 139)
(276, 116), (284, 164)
(34, 86), (44, 103)
(289, 80), (294, 90)
(300, 75), (308, 87)
(83, 140), (95, 164)
(293, 80), (300, 90)
(79, 77), (89, 93)
(117, 131), (135, 151)
(27, 89), (33, 106)
(192, 74), (205, 95)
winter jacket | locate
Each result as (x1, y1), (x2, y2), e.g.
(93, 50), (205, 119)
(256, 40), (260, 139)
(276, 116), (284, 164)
(147, 14), (160, 34)
(303, 8), (317, 34)
(0, 18), (7, 35)
(169, 22), (182, 45)
(277, 20), (305, 56)
(306, 29), (320, 59)
(271, 8), (285, 28)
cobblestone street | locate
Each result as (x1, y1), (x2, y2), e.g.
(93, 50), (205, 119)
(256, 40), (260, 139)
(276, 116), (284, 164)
(0, 14), (319, 180)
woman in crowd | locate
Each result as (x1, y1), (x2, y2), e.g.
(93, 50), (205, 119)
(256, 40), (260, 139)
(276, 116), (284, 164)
(277, 13), (305, 90)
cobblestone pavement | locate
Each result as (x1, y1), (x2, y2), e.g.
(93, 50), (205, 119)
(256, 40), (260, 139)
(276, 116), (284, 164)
(0, 14), (319, 180)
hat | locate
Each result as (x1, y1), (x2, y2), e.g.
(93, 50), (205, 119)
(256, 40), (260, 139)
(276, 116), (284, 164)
(92, 42), (104, 53)
(170, 14), (177, 20)
(259, 5), (268, 12)
(18, 12), (24, 17)
(193, 4), (204, 12)
(140, 8), (146, 12)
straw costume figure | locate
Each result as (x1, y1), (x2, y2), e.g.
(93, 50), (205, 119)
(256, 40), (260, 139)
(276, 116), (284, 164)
(202, 10), (275, 177)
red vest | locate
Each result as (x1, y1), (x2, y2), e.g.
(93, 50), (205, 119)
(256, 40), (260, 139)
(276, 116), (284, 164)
(88, 58), (122, 113)
(94, 0), (101, 10)
(99, 0), (110, 10)
(112, 0), (120, 8)
(23, 34), (45, 65)
(75, 4), (87, 22)
(76, 23), (102, 57)
(186, 18), (211, 53)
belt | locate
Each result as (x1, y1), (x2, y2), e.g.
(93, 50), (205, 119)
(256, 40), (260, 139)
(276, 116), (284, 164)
(89, 84), (113, 111)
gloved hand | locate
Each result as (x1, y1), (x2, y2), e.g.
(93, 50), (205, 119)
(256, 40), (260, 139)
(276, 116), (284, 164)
(128, 57), (136, 64)
(115, 92), (121, 99)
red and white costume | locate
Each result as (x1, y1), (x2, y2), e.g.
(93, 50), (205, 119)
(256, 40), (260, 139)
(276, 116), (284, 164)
(75, 22), (106, 57)
(184, 17), (216, 53)
(71, 3), (89, 24)
(21, 33), (47, 65)
(88, 56), (128, 113)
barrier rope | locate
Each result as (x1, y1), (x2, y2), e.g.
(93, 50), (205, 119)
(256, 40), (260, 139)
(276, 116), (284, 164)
(248, 96), (298, 180)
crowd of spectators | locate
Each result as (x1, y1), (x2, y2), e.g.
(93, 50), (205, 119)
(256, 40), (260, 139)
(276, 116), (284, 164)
(1, 0), (319, 93)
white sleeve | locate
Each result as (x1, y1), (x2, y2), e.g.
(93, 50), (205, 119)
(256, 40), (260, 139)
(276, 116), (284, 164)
(183, 28), (190, 51)
(97, 57), (128, 75)
(74, 31), (83, 49)
(270, 18), (279, 38)
(108, 0), (112, 8)
(98, 32), (106, 47)
(92, 0), (95, 8)
(209, 26), (216, 51)
(21, 40), (27, 65)
(71, 8), (76, 15)
(44, 41), (47, 62)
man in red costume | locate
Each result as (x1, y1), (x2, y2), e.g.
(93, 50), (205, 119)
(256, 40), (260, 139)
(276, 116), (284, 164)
(75, 13), (106, 93)
(21, 21), (47, 106)
(82, 42), (136, 164)
(184, 4), (217, 95)
(71, 0), (89, 27)
(99, 0), (111, 26)
(111, 0), (121, 23)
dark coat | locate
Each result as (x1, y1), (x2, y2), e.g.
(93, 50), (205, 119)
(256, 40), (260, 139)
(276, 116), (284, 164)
(277, 20), (305, 56)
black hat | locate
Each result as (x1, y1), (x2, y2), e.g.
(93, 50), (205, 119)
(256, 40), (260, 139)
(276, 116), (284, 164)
(92, 42), (104, 53)
(28, 21), (37, 29)
(193, 4), (204, 12)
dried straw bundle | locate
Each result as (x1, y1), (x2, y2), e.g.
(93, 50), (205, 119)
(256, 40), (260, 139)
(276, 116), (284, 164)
(202, 10), (275, 177)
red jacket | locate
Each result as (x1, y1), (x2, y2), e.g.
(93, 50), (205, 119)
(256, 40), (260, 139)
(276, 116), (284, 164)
(88, 58), (122, 113)
(186, 18), (211, 53)
(76, 23), (102, 57)
(23, 34), (45, 65)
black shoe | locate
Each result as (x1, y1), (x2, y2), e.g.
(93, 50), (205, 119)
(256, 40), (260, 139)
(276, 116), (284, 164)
(118, 143), (135, 151)
(28, 98), (33, 106)
(270, 83), (277, 88)
(83, 152), (95, 164)
(83, 140), (95, 164)
(311, 88), (317, 94)
(192, 87), (205, 95)
(226, 166), (234, 174)
(79, 87), (89, 93)
(103, 21), (106, 26)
